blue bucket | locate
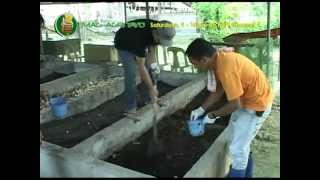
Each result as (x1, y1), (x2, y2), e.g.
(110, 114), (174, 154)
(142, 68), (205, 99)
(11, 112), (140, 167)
(50, 96), (68, 119)
(187, 117), (205, 137)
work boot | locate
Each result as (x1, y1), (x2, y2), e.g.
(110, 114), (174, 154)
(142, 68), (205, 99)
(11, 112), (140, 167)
(228, 167), (246, 178)
(245, 152), (254, 178)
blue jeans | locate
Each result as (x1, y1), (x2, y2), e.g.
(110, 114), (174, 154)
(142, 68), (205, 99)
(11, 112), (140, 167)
(225, 106), (272, 170)
(118, 50), (151, 112)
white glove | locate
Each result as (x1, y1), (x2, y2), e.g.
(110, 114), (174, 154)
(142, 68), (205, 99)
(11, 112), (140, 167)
(203, 114), (219, 124)
(150, 63), (161, 75)
(190, 106), (205, 121)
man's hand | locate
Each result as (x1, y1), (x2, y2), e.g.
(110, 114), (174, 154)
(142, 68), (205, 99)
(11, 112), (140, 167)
(203, 112), (220, 124)
(150, 63), (161, 74)
(190, 106), (205, 121)
(152, 101), (160, 112)
(150, 62), (161, 84)
(149, 86), (159, 103)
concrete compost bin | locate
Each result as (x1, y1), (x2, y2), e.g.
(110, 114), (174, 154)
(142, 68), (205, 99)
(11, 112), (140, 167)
(40, 70), (202, 147)
(41, 73), (232, 177)
(40, 64), (123, 124)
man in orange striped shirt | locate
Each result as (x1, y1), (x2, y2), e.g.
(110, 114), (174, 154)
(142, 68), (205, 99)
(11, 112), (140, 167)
(186, 38), (274, 178)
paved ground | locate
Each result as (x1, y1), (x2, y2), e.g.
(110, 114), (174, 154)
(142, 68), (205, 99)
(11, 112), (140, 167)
(252, 92), (280, 177)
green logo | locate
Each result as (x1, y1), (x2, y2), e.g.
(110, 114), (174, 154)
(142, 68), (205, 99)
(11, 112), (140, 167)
(54, 13), (78, 36)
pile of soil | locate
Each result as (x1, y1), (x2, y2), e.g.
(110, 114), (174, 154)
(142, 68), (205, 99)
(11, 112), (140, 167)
(105, 90), (230, 177)
(40, 72), (74, 84)
(40, 81), (177, 148)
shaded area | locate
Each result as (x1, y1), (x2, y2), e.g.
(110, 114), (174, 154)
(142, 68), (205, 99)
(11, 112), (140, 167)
(105, 90), (230, 177)
(41, 81), (177, 148)
(40, 72), (74, 84)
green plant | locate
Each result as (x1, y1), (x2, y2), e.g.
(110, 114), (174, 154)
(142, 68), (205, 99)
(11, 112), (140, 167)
(192, 2), (280, 42)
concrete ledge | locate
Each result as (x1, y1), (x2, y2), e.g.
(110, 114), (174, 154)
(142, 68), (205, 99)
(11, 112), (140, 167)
(40, 142), (153, 177)
(184, 127), (231, 177)
(71, 75), (207, 159)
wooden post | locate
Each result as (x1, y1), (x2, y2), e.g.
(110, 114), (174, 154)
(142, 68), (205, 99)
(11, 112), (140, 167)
(162, 46), (167, 65)
(158, 2), (161, 15)
(155, 46), (159, 65)
(40, 29), (44, 55)
(146, 2), (150, 19)
(76, 4), (83, 62)
(124, 2), (127, 23)
(266, 2), (272, 78)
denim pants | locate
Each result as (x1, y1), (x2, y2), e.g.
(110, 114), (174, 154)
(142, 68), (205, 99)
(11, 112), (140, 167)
(118, 50), (151, 111)
(225, 106), (272, 170)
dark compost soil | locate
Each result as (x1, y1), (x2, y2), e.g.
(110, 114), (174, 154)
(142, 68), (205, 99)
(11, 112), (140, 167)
(105, 90), (230, 177)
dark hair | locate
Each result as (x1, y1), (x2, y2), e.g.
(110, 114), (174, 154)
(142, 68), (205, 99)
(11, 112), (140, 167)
(185, 38), (217, 60)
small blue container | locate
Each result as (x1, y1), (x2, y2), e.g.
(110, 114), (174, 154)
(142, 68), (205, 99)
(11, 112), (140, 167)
(187, 117), (205, 137)
(50, 96), (68, 119)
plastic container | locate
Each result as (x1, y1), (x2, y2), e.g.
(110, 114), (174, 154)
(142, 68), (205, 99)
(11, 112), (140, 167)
(187, 117), (205, 137)
(50, 96), (68, 119)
